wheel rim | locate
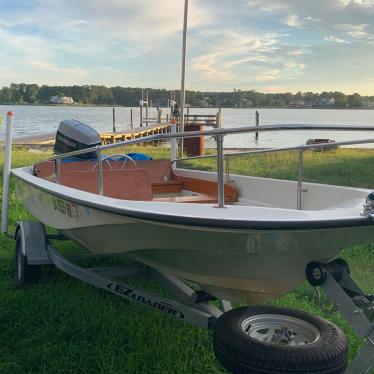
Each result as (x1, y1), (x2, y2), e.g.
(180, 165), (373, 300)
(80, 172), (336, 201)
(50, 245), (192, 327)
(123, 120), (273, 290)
(241, 314), (320, 346)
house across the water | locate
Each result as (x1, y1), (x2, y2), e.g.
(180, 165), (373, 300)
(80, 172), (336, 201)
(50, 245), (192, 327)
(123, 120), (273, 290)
(50, 96), (74, 105)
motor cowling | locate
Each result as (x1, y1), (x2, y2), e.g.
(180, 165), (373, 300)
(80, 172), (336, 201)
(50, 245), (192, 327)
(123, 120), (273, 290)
(54, 119), (101, 159)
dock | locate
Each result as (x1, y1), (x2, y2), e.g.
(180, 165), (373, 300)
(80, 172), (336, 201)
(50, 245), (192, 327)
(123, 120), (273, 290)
(100, 122), (172, 145)
(2, 112), (222, 151)
(100, 113), (221, 145)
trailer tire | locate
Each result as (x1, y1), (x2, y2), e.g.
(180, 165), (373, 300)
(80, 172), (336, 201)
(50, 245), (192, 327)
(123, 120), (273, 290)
(213, 305), (348, 374)
(15, 231), (41, 286)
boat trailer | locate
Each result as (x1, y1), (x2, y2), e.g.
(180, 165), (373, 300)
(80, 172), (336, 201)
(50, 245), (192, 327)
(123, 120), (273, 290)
(14, 220), (373, 374)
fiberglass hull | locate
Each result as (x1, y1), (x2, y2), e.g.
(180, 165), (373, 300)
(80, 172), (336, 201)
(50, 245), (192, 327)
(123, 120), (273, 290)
(12, 166), (374, 303)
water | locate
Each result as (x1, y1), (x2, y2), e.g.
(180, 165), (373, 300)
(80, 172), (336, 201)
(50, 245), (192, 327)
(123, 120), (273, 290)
(2, 105), (374, 148)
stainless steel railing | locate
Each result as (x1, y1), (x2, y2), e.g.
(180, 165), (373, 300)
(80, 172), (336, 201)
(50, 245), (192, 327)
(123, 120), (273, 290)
(36, 124), (374, 209)
(174, 137), (374, 209)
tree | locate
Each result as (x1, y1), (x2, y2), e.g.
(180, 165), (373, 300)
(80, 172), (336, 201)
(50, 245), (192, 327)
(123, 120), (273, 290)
(0, 87), (12, 103)
(0, 83), (367, 108)
(332, 92), (347, 107)
(9, 84), (23, 103)
(71, 85), (89, 103)
(38, 85), (54, 103)
(347, 93), (362, 108)
(89, 85), (114, 105)
(23, 84), (39, 103)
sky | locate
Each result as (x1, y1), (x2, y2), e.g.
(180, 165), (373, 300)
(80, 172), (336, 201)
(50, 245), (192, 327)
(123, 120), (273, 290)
(0, 0), (374, 94)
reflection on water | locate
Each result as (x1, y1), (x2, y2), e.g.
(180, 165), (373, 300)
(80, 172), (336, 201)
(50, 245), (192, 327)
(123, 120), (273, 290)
(2, 105), (374, 148)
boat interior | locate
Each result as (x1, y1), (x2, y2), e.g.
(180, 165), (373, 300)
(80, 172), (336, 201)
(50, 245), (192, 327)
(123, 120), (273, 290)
(33, 156), (370, 211)
(34, 159), (238, 204)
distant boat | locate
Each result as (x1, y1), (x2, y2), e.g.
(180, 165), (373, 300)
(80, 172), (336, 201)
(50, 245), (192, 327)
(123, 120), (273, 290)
(306, 138), (338, 151)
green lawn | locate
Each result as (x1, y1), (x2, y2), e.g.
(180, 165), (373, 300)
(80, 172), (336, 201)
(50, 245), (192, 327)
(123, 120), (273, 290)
(0, 146), (373, 373)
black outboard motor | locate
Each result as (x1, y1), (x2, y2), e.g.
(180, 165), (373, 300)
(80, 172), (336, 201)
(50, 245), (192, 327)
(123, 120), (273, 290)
(54, 119), (101, 159)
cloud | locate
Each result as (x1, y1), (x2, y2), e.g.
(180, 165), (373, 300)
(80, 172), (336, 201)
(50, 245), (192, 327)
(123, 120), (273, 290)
(288, 49), (307, 56)
(225, 56), (268, 69)
(1, 0), (374, 94)
(34, 0), (210, 43)
(0, 0), (214, 87)
(336, 23), (372, 38)
(285, 62), (305, 70)
(336, 0), (374, 7)
(247, 0), (287, 13)
(325, 35), (352, 43)
(283, 14), (303, 28)
(255, 69), (280, 81)
(333, 23), (374, 42)
(191, 26), (309, 86)
(192, 31), (281, 82)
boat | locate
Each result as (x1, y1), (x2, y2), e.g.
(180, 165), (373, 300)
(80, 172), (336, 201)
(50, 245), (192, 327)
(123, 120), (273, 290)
(3, 0), (373, 368)
(10, 120), (374, 304)
(306, 138), (338, 151)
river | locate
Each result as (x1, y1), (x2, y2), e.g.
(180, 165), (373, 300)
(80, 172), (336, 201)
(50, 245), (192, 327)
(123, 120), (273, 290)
(2, 105), (374, 148)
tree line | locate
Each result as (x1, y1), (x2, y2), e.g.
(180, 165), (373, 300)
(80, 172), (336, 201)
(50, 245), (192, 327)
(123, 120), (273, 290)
(0, 83), (373, 109)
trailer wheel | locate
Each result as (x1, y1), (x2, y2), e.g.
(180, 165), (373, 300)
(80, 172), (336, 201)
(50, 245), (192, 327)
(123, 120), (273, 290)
(15, 231), (41, 286)
(213, 305), (348, 374)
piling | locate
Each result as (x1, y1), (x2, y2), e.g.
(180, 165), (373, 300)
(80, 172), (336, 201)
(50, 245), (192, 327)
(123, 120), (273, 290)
(216, 108), (222, 128)
(112, 108), (116, 133)
(255, 110), (259, 141)
(145, 91), (149, 127)
(140, 104), (143, 127)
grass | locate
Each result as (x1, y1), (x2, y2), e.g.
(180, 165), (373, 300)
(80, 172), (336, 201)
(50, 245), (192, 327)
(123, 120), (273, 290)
(0, 146), (374, 373)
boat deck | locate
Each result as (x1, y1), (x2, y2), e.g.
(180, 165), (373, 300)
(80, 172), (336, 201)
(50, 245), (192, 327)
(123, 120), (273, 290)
(34, 159), (238, 204)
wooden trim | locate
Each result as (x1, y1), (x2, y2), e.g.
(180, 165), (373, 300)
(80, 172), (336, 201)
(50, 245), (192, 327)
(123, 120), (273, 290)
(153, 195), (218, 204)
(179, 176), (238, 202)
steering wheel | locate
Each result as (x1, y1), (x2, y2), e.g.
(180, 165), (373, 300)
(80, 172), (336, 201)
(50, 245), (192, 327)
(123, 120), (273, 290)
(93, 154), (137, 171)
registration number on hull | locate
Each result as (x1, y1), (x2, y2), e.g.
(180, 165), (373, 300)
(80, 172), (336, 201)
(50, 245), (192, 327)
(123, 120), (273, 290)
(52, 197), (79, 218)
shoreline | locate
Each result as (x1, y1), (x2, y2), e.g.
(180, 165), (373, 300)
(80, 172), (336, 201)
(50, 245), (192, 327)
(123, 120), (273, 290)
(12, 132), (56, 145)
(1, 103), (374, 110)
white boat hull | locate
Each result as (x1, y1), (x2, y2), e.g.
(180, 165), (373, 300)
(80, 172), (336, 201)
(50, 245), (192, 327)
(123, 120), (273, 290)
(13, 167), (374, 303)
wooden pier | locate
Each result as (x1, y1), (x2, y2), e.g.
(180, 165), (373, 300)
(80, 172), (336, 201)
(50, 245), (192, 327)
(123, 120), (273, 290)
(100, 122), (172, 145)
(5, 111), (222, 152)
(100, 112), (221, 145)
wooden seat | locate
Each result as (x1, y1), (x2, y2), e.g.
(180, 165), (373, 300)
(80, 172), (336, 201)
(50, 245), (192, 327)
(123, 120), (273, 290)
(152, 180), (183, 194)
(153, 176), (238, 204)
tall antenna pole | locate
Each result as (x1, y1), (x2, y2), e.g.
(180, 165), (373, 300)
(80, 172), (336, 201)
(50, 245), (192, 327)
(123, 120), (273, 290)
(179, 0), (189, 157)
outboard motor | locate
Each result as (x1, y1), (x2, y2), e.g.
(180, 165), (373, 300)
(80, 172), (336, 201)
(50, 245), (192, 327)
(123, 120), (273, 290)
(54, 119), (101, 159)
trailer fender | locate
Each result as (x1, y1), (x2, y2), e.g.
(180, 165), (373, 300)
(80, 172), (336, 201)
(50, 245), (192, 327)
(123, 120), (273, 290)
(15, 221), (51, 265)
